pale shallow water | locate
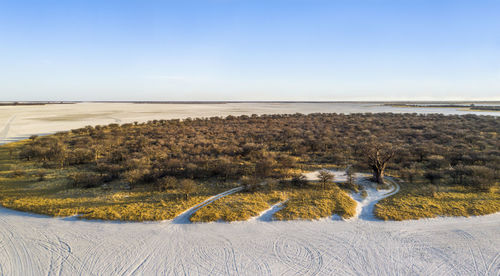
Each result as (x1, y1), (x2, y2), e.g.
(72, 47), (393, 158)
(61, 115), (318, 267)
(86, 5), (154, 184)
(0, 102), (498, 144)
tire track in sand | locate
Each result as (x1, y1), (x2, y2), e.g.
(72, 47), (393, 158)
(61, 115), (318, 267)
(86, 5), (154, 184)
(454, 229), (496, 276)
(172, 186), (243, 224)
(0, 116), (15, 144)
(273, 235), (323, 275)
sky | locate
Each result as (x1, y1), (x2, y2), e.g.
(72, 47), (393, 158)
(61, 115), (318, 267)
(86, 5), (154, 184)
(0, 0), (499, 101)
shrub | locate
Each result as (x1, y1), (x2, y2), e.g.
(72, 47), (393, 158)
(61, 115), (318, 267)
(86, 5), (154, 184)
(291, 174), (308, 188)
(68, 172), (102, 189)
(123, 169), (145, 188)
(177, 179), (197, 199)
(36, 170), (47, 181)
(422, 184), (438, 197)
(464, 166), (496, 192)
(9, 168), (26, 177)
(424, 170), (444, 185)
(96, 162), (122, 179)
(338, 181), (359, 192)
(157, 176), (177, 191)
(241, 176), (261, 192)
(66, 148), (94, 165)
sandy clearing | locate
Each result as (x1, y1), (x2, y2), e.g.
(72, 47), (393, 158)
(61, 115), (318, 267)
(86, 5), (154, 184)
(303, 169), (350, 182)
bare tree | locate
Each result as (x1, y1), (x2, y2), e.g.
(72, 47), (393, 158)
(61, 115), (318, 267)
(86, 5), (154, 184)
(317, 170), (334, 190)
(364, 142), (395, 185)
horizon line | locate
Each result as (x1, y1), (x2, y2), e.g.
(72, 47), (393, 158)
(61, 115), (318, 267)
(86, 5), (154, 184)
(0, 100), (500, 105)
(1, 100), (500, 104)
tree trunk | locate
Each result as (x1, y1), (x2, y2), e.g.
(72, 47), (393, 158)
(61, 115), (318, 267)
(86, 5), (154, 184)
(376, 170), (384, 184)
(364, 142), (395, 186)
(372, 165), (385, 184)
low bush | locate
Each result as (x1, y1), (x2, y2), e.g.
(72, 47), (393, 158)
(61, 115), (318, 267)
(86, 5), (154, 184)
(156, 176), (177, 191)
(35, 170), (47, 182)
(68, 172), (102, 189)
(9, 168), (26, 177)
(338, 181), (359, 192)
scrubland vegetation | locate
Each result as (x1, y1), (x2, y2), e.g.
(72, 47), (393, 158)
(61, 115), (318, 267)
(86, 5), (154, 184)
(0, 142), (230, 220)
(0, 113), (498, 221)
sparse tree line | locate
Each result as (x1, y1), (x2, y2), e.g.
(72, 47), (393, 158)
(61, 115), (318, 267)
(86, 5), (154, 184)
(18, 113), (499, 192)
(385, 103), (500, 111)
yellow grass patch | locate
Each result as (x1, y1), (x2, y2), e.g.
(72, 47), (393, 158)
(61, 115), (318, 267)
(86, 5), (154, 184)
(191, 184), (357, 222)
(274, 186), (357, 220)
(375, 183), (500, 221)
(0, 192), (209, 221)
(190, 190), (287, 222)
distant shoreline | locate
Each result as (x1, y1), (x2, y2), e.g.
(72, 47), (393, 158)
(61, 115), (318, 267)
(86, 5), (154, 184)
(1, 100), (500, 106)
(384, 103), (500, 111)
(0, 102), (76, 106)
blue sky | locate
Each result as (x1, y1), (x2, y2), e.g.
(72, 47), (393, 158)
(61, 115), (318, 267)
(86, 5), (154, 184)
(0, 0), (499, 101)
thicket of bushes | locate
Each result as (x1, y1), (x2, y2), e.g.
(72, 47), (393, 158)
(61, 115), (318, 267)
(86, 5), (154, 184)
(18, 113), (499, 192)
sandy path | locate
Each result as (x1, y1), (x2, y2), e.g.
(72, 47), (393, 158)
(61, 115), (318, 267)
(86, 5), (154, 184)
(303, 170), (401, 221)
(350, 176), (401, 221)
(248, 201), (287, 222)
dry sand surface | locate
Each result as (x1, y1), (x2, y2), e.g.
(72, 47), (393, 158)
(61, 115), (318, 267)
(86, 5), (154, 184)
(0, 206), (499, 275)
